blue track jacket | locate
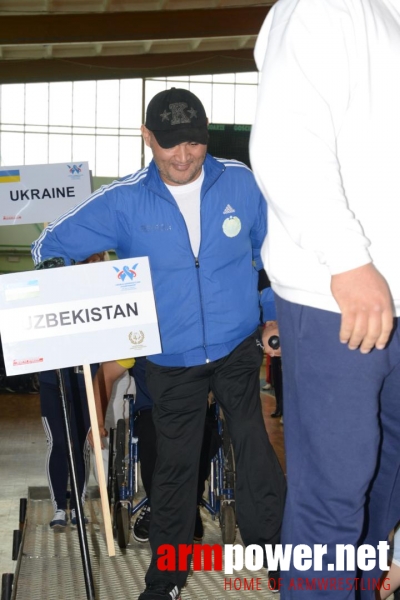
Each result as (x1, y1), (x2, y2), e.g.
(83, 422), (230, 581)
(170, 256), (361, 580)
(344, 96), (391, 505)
(32, 154), (275, 367)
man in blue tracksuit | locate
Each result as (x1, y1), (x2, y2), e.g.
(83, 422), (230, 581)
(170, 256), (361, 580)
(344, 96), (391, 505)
(32, 88), (286, 600)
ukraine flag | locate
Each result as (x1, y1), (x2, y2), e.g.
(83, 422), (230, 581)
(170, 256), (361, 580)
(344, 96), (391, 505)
(0, 169), (20, 183)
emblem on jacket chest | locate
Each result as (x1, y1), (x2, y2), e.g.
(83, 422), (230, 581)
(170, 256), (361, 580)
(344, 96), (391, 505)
(222, 216), (241, 238)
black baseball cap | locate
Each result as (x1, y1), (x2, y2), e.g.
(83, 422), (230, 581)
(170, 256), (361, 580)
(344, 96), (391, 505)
(145, 88), (209, 149)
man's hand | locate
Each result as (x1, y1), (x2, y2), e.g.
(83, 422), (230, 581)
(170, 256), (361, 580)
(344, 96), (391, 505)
(88, 425), (108, 450)
(331, 263), (394, 353)
(262, 320), (281, 357)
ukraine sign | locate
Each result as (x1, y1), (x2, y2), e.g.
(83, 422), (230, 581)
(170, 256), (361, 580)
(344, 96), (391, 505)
(0, 161), (91, 225)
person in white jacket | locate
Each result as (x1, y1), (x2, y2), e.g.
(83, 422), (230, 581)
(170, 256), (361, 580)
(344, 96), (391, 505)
(250, 1), (400, 598)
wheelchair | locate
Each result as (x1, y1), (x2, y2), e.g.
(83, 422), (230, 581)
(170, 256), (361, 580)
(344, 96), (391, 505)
(107, 394), (237, 549)
(201, 400), (237, 544)
(108, 393), (148, 549)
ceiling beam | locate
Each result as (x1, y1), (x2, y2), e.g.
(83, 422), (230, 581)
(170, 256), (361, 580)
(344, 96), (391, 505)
(0, 49), (257, 83)
(0, 6), (270, 45)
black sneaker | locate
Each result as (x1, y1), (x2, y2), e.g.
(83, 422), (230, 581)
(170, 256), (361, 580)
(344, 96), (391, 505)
(133, 505), (151, 542)
(138, 581), (181, 600)
(193, 506), (204, 542)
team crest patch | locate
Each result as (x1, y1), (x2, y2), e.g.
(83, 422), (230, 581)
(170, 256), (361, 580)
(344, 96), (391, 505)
(222, 216), (241, 238)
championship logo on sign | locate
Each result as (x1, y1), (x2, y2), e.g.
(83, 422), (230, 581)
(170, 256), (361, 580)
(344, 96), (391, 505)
(129, 331), (145, 345)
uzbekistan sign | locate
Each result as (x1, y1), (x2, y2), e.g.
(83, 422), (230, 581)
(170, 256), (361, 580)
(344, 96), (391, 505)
(0, 257), (161, 375)
(0, 161), (91, 225)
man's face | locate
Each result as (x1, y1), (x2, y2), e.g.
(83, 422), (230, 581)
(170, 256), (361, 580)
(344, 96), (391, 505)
(141, 126), (207, 186)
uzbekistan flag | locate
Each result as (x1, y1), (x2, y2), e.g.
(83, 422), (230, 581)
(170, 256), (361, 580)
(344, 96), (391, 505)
(0, 169), (20, 183)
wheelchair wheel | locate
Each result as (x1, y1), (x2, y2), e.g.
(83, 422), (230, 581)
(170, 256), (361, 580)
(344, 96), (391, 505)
(222, 419), (235, 482)
(115, 504), (130, 549)
(115, 419), (126, 493)
(219, 415), (236, 543)
(220, 415), (236, 497)
(113, 419), (131, 547)
(107, 427), (114, 509)
(220, 503), (236, 544)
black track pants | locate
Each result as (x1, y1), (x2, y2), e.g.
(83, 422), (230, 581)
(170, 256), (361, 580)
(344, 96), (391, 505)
(144, 331), (286, 588)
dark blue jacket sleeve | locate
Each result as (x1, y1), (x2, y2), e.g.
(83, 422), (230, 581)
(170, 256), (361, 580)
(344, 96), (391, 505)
(251, 188), (277, 322)
(260, 286), (277, 321)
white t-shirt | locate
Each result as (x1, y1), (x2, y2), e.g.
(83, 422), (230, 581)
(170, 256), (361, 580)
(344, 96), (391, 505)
(166, 168), (204, 258)
(250, 0), (400, 315)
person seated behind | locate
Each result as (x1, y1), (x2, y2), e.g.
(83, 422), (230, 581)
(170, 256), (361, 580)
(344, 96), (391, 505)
(93, 356), (219, 543)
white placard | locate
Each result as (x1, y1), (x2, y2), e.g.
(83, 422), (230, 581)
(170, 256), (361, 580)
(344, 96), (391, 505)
(0, 161), (91, 225)
(0, 257), (161, 375)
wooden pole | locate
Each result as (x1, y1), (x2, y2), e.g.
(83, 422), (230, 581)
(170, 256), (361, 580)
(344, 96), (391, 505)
(83, 364), (115, 557)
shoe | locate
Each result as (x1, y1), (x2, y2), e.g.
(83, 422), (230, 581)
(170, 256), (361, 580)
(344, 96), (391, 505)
(270, 411), (282, 418)
(262, 383), (271, 391)
(133, 505), (151, 542)
(50, 509), (67, 528)
(138, 581), (181, 600)
(268, 570), (280, 594)
(193, 506), (204, 542)
(70, 509), (88, 526)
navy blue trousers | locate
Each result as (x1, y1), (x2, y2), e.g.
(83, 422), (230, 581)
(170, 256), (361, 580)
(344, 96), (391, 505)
(276, 296), (400, 599)
(40, 368), (91, 512)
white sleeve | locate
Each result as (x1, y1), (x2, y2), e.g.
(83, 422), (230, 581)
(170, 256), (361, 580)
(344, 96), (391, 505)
(250, 0), (372, 275)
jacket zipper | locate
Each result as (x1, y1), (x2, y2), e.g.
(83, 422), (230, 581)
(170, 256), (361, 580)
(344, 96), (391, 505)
(164, 197), (209, 363)
(148, 167), (221, 364)
(194, 257), (210, 363)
